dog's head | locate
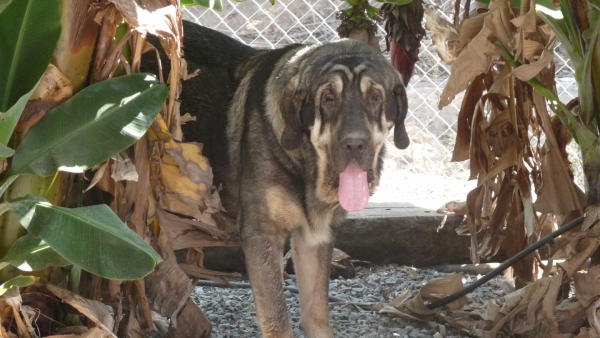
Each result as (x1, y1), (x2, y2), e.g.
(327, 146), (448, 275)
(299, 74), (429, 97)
(275, 40), (410, 211)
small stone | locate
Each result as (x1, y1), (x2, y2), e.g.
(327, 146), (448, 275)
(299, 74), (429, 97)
(218, 323), (231, 330)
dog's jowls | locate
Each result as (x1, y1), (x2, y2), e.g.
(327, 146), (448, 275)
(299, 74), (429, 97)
(153, 20), (409, 337)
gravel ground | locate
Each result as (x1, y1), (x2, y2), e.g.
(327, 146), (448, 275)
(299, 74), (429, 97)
(192, 264), (507, 338)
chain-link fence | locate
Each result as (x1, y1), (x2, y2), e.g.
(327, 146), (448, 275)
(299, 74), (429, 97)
(182, 0), (578, 184)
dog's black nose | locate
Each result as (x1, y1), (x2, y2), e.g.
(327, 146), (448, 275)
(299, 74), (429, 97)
(342, 137), (367, 157)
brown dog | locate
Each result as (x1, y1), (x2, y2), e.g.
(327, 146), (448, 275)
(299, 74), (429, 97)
(176, 20), (409, 337)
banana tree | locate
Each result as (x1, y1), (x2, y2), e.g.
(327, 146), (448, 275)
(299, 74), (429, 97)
(0, 0), (186, 336)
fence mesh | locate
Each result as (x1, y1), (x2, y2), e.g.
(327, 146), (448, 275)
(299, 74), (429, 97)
(182, 0), (578, 188)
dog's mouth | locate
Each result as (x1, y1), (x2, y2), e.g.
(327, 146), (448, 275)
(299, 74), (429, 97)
(328, 163), (374, 212)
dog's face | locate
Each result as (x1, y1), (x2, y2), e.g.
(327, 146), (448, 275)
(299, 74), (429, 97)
(278, 40), (409, 211)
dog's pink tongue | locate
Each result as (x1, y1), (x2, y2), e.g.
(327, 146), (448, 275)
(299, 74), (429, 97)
(338, 162), (369, 212)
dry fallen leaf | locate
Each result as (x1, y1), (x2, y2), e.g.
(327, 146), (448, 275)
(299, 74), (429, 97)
(378, 304), (425, 321)
(556, 298), (586, 334)
(559, 237), (599, 278)
(587, 299), (600, 337)
(45, 327), (114, 338)
(379, 273), (467, 324)
(575, 265), (600, 307)
(419, 274), (468, 310)
(437, 200), (467, 215)
(43, 283), (116, 337)
(583, 205), (600, 232)
(145, 254), (194, 327)
(576, 327), (599, 338)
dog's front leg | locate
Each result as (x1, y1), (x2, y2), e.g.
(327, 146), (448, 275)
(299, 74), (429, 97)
(242, 231), (293, 338)
(292, 234), (334, 338)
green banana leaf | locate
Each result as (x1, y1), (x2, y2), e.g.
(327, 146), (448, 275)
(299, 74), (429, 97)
(0, 0), (61, 112)
(0, 81), (38, 146)
(539, 0), (600, 165)
(10, 73), (168, 177)
(0, 234), (71, 272)
(10, 195), (162, 280)
(0, 275), (36, 296)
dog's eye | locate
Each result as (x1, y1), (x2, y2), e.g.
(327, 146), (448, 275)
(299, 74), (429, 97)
(370, 91), (381, 105)
(321, 90), (335, 105)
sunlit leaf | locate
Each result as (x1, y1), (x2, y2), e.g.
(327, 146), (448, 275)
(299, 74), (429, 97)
(10, 73), (168, 177)
(10, 195), (162, 280)
(0, 0), (60, 112)
(0, 143), (13, 160)
(0, 276), (36, 296)
(189, 0), (223, 10)
(0, 0), (12, 14)
(1, 234), (71, 271)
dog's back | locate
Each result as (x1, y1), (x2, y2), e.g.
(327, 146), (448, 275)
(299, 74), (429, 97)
(177, 21), (254, 210)
(178, 21), (305, 214)
(182, 21), (253, 71)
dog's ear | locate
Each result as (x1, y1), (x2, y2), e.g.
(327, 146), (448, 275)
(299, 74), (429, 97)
(280, 80), (308, 150)
(388, 84), (410, 149)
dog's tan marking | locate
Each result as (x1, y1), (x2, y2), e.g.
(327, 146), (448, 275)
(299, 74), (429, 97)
(310, 106), (339, 207)
(265, 186), (308, 232)
(327, 64), (353, 82)
(360, 75), (391, 152)
(291, 234), (333, 337)
(353, 63), (368, 75)
(304, 205), (335, 245)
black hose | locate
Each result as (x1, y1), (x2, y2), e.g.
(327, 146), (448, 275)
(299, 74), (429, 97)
(426, 215), (585, 309)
